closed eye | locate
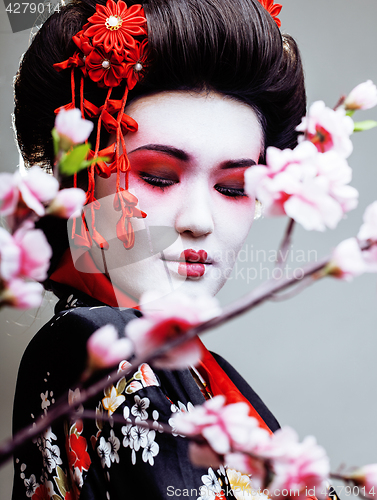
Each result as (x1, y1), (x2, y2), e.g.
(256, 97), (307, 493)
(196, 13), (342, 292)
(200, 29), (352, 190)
(139, 173), (178, 190)
(215, 185), (246, 198)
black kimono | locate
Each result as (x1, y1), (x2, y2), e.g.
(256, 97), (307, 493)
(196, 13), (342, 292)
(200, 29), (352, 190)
(12, 288), (279, 500)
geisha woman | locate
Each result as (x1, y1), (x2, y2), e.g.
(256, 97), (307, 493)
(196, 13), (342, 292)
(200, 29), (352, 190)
(11, 0), (307, 498)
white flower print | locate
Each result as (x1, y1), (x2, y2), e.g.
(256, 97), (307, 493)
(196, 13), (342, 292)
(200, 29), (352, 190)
(24, 474), (38, 497)
(169, 400), (195, 437)
(123, 406), (130, 420)
(121, 422), (134, 449)
(131, 395), (150, 420)
(197, 468), (223, 500)
(108, 429), (120, 463)
(97, 436), (111, 468)
(131, 417), (148, 451)
(142, 430), (159, 466)
(73, 467), (84, 488)
(44, 442), (62, 473)
(152, 410), (164, 433)
(44, 480), (55, 497)
(42, 447), (54, 474)
(177, 401), (195, 413)
(40, 391), (50, 411)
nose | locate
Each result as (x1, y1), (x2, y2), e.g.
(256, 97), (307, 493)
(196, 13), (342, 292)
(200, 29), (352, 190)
(174, 183), (214, 238)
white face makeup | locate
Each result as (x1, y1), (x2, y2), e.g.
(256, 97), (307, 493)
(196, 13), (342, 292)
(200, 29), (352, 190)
(90, 91), (263, 303)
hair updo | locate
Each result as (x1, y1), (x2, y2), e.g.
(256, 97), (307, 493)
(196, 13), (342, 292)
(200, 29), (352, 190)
(14, 0), (306, 171)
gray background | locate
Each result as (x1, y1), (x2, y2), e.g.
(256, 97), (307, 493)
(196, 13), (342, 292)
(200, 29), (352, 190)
(1, 0), (377, 498)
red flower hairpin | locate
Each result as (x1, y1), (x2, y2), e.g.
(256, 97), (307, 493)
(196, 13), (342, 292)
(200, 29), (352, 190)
(257, 0), (282, 27)
(54, 0), (148, 250)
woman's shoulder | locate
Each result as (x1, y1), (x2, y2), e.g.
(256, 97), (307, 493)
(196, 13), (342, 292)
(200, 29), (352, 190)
(24, 297), (140, 357)
(210, 351), (280, 432)
(15, 298), (141, 406)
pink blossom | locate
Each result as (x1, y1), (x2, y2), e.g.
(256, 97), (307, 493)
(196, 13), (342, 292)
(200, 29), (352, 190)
(87, 324), (134, 370)
(358, 201), (377, 242)
(267, 427), (330, 499)
(47, 188), (86, 218)
(13, 223), (52, 281)
(349, 464), (377, 498)
(245, 142), (358, 231)
(0, 224), (51, 283)
(0, 228), (21, 281)
(327, 238), (367, 281)
(55, 108), (94, 149)
(296, 101), (354, 158)
(361, 245), (377, 273)
(223, 452), (268, 490)
(1, 279), (44, 309)
(314, 150), (358, 213)
(245, 141), (317, 217)
(344, 80), (377, 111)
(0, 166), (59, 218)
(171, 395), (265, 455)
(126, 291), (220, 369)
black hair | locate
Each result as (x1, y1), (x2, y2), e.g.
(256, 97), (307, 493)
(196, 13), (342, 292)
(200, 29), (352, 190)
(14, 0), (306, 282)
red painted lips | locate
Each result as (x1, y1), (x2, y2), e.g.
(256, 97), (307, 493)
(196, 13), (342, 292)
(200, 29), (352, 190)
(178, 249), (208, 277)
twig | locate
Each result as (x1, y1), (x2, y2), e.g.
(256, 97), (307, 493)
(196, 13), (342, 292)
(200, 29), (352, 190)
(276, 218), (295, 268)
(269, 275), (316, 302)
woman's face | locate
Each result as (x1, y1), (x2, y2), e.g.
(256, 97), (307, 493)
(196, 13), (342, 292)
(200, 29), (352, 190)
(91, 91), (263, 303)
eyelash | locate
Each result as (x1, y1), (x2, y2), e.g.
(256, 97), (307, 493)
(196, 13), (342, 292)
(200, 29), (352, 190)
(140, 174), (246, 198)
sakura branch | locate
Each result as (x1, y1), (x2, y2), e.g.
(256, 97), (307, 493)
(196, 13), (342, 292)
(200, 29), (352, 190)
(2, 82), (377, 499)
(0, 108), (90, 309)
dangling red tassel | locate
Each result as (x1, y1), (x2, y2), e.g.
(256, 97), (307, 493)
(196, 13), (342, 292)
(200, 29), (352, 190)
(113, 189), (147, 249)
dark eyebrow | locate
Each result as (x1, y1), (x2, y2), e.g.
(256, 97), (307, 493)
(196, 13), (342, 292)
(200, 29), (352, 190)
(128, 144), (191, 162)
(220, 159), (257, 169)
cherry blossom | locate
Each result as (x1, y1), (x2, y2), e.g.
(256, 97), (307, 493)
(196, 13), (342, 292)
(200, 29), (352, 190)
(87, 324), (134, 370)
(358, 201), (377, 242)
(266, 427), (330, 499)
(13, 223), (52, 281)
(55, 108), (94, 149)
(126, 291), (221, 369)
(0, 227), (21, 281)
(0, 223), (51, 283)
(327, 238), (367, 281)
(296, 101), (354, 158)
(171, 395), (265, 455)
(348, 464), (377, 499)
(0, 166), (59, 218)
(1, 279), (44, 309)
(344, 80), (377, 111)
(97, 436), (111, 468)
(245, 141), (358, 231)
(47, 188), (86, 219)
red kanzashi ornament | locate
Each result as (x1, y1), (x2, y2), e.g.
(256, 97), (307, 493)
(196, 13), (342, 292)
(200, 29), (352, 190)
(53, 1), (149, 250)
(257, 0), (282, 27)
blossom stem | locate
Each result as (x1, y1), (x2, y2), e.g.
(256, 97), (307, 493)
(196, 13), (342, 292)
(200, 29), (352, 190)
(276, 218), (295, 268)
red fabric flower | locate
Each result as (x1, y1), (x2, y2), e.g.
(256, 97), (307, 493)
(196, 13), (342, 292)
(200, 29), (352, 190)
(84, 0), (147, 54)
(68, 434), (91, 472)
(32, 485), (50, 500)
(258, 0), (282, 27)
(85, 45), (125, 88)
(124, 38), (149, 90)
